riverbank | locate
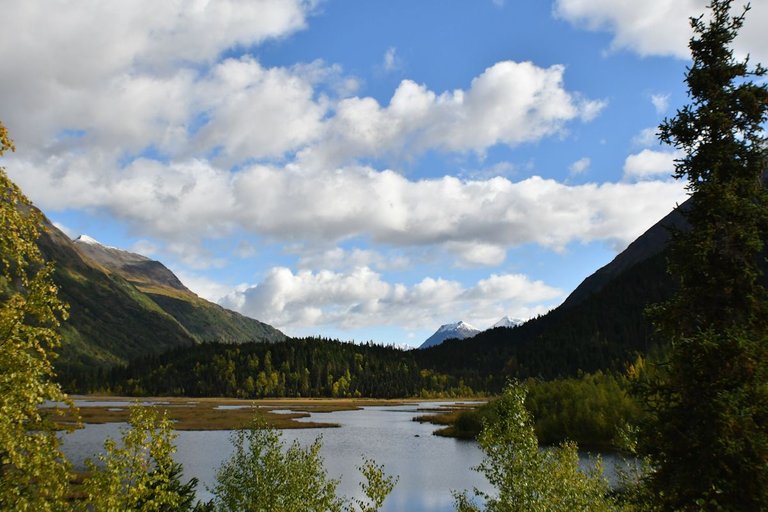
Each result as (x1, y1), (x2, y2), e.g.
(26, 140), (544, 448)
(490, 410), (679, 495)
(45, 395), (479, 431)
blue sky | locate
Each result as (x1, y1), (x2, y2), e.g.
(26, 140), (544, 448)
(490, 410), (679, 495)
(1, 1), (766, 346)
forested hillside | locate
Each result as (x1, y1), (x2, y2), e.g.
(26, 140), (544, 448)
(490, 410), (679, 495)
(32, 218), (284, 386)
(92, 338), (475, 398)
(414, 248), (672, 388)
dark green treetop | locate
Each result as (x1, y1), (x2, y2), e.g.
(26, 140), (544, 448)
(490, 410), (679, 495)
(640, 1), (768, 510)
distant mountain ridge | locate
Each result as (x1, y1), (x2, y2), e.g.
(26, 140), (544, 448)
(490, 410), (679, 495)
(419, 316), (523, 349)
(32, 219), (285, 382)
(413, 204), (687, 385)
(419, 321), (481, 349)
(491, 316), (524, 329)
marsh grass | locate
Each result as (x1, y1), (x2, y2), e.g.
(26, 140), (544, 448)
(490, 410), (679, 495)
(44, 396), (422, 430)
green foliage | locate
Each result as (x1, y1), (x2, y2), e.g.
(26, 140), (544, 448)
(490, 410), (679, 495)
(454, 382), (617, 512)
(210, 424), (343, 512)
(526, 372), (644, 450)
(0, 120), (73, 511)
(442, 371), (643, 450)
(349, 458), (398, 512)
(638, 1), (768, 510)
(208, 422), (397, 512)
(81, 406), (199, 512)
(94, 338), (477, 398)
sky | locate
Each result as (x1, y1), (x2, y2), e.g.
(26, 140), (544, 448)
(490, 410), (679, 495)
(1, 1), (766, 347)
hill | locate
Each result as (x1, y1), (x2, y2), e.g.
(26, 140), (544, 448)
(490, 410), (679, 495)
(34, 218), (284, 384)
(414, 204), (685, 389)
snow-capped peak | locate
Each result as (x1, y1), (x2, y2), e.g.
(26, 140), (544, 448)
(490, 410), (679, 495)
(438, 320), (477, 333)
(75, 234), (103, 246)
(491, 316), (523, 329)
(74, 234), (120, 251)
(419, 321), (481, 349)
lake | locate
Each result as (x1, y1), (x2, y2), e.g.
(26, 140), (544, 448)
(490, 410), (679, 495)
(59, 401), (627, 512)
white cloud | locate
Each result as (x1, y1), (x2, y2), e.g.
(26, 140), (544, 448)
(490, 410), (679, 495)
(554, 0), (697, 58)
(177, 272), (248, 303)
(0, 0), (314, 153)
(300, 61), (606, 168)
(220, 267), (563, 331)
(0, 0), (686, 282)
(9, 151), (686, 260)
(192, 57), (328, 164)
(0, 1), (606, 179)
(651, 93), (670, 114)
(569, 157), (591, 175)
(444, 242), (507, 267)
(624, 149), (681, 180)
(554, 0), (768, 63)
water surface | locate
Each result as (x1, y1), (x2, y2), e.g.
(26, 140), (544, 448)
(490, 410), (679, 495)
(60, 401), (627, 512)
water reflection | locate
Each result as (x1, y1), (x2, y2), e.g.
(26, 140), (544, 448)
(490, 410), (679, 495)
(59, 402), (629, 512)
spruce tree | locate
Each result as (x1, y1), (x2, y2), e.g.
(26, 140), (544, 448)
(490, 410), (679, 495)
(640, 1), (768, 509)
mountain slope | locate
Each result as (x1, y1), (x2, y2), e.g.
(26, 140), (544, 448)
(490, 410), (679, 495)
(72, 235), (284, 345)
(34, 220), (284, 380)
(560, 201), (689, 309)
(414, 205), (685, 387)
(419, 321), (480, 349)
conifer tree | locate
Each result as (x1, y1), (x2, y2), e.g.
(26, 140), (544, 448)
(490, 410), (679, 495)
(640, 1), (768, 509)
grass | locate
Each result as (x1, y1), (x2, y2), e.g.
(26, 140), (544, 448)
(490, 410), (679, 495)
(412, 401), (486, 439)
(46, 395), (426, 431)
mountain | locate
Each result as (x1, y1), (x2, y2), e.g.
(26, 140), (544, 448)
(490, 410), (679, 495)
(414, 204), (686, 387)
(560, 202), (689, 309)
(491, 316), (524, 329)
(34, 219), (285, 383)
(419, 317), (522, 350)
(73, 235), (191, 293)
(419, 321), (481, 349)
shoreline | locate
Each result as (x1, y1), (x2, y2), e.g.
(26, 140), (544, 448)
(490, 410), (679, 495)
(47, 395), (483, 431)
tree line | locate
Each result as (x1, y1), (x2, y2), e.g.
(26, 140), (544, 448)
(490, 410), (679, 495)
(79, 337), (479, 398)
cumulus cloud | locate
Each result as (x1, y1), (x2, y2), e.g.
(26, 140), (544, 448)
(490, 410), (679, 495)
(624, 149), (681, 180)
(0, 0), (313, 152)
(220, 267), (563, 331)
(0, 0), (606, 179)
(299, 61), (607, 168)
(9, 150), (687, 261)
(554, 0), (768, 63)
(192, 57), (328, 163)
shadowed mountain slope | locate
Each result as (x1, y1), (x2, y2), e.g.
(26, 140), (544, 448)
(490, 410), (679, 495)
(414, 203), (688, 388)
